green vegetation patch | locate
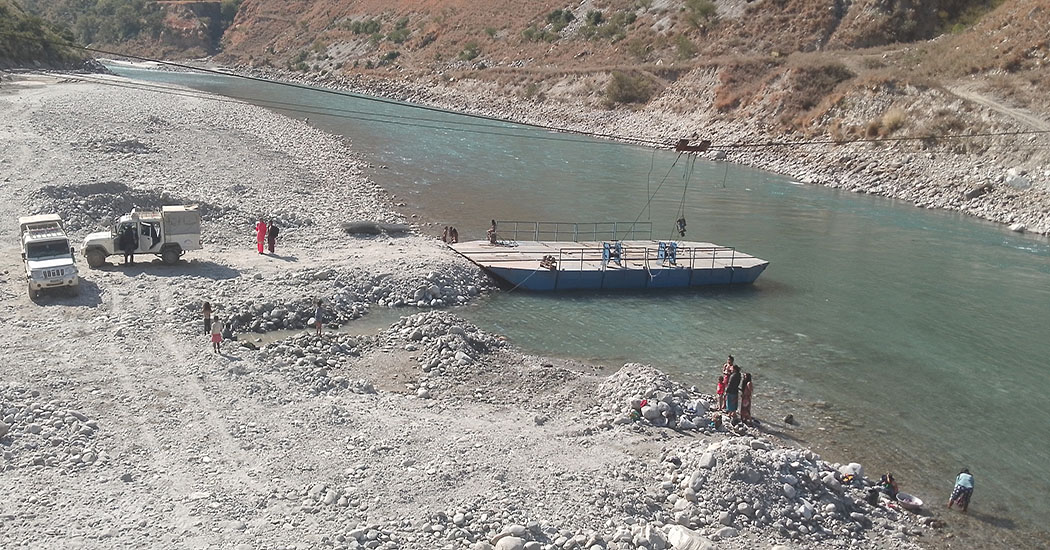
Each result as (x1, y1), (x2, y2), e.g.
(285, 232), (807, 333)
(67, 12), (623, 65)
(0, 0), (85, 67)
(350, 19), (382, 35)
(683, 0), (718, 29)
(20, 0), (242, 48)
(546, 9), (575, 32)
(522, 25), (559, 43)
(939, 0), (1006, 33)
(605, 71), (652, 105)
(459, 41), (481, 61)
(580, 10), (637, 42)
(386, 17), (410, 44)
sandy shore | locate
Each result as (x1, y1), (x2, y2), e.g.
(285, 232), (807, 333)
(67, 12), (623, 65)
(0, 72), (989, 549)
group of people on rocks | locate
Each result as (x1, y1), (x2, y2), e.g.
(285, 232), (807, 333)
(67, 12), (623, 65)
(201, 299), (325, 353)
(440, 226), (459, 244)
(254, 217), (282, 254)
(715, 355), (754, 425)
(711, 354), (977, 512)
(866, 468), (975, 513)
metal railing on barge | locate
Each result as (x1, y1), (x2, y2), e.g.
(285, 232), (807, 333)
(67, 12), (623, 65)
(547, 243), (739, 272)
(461, 242), (740, 271)
(498, 221), (652, 242)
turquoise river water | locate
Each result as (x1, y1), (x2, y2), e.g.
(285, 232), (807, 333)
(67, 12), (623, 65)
(110, 66), (1050, 543)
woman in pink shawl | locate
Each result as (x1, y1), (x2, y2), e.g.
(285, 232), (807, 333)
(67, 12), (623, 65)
(255, 218), (268, 254)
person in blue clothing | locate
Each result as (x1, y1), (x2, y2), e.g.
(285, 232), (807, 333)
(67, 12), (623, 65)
(947, 468), (975, 512)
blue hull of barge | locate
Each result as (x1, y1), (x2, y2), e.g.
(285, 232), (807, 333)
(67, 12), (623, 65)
(449, 236), (769, 292)
(487, 263), (768, 291)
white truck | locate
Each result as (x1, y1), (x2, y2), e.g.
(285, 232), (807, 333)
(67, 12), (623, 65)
(83, 205), (202, 268)
(19, 214), (80, 299)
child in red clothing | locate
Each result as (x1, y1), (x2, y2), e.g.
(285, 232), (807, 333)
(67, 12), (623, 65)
(716, 374), (727, 411)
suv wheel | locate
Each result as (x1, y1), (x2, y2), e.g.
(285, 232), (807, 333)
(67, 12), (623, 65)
(162, 246), (180, 265)
(86, 249), (106, 269)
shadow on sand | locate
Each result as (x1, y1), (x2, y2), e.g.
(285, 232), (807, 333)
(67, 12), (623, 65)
(32, 278), (104, 307)
(964, 510), (1018, 530)
(96, 258), (240, 280)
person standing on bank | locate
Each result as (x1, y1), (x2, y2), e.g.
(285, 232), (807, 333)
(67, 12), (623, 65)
(740, 372), (754, 423)
(314, 300), (323, 337)
(725, 364), (742, 422)
(210, 316), (224, 353)
(202, 301), (213, 335)
(722, 355), (735, 379)
(254, 217), (268, 254)
(267, 220), (280, 254)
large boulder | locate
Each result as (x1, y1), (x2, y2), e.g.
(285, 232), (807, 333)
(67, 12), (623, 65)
(1005, 168), (1031, 189)
(963, 182), (993, 199)
(494, 536), (525, 550)
(665, 525), (714, 550)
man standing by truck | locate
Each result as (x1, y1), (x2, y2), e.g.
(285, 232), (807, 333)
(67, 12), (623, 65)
(267, 220), (280, 254)
(120, 224), (138, 265)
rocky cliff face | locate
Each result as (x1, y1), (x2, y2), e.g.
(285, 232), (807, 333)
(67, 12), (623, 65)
(214, 0), (1047, 119)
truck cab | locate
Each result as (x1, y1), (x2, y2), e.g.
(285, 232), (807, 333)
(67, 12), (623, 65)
(19, 214), (79, 299)
(83, 205), (202, 268)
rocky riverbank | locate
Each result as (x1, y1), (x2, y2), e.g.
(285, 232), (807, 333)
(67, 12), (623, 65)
(0, 71), (986, 549)
(233, 66), (1050, 237)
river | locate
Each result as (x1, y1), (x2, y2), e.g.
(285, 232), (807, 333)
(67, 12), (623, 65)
(108, 65), (1050, 543)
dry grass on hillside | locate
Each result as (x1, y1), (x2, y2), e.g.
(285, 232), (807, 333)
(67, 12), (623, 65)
(210, 0), (1050, 138)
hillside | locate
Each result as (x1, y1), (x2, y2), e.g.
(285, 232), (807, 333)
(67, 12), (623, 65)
(17, 0), (242, 58)
(17, 0), (1048, 137)
(0, 0), (87, 68)
(213, 0), (1048, 119)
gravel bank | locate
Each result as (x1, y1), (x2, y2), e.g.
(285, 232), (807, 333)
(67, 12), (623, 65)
(0, 73), (955, 549)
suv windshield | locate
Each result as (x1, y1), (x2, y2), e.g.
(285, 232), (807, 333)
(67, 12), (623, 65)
(26, 240), (71, 260)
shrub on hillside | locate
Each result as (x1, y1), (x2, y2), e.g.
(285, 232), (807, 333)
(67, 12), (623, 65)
(605, 71), (652, 105)
(675, 34), (696, 60)
(459, 41), (481, 61)
(546, 9), (575, 32)
(580, 10), (636, 41)
(881, 107), (908, 134)
(684, 0), (718, 29)
(350, 19), (381, 35)
(522, 26), (558, 43)
(627, 38), (651, 61)
(386, 17), (410, 44)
